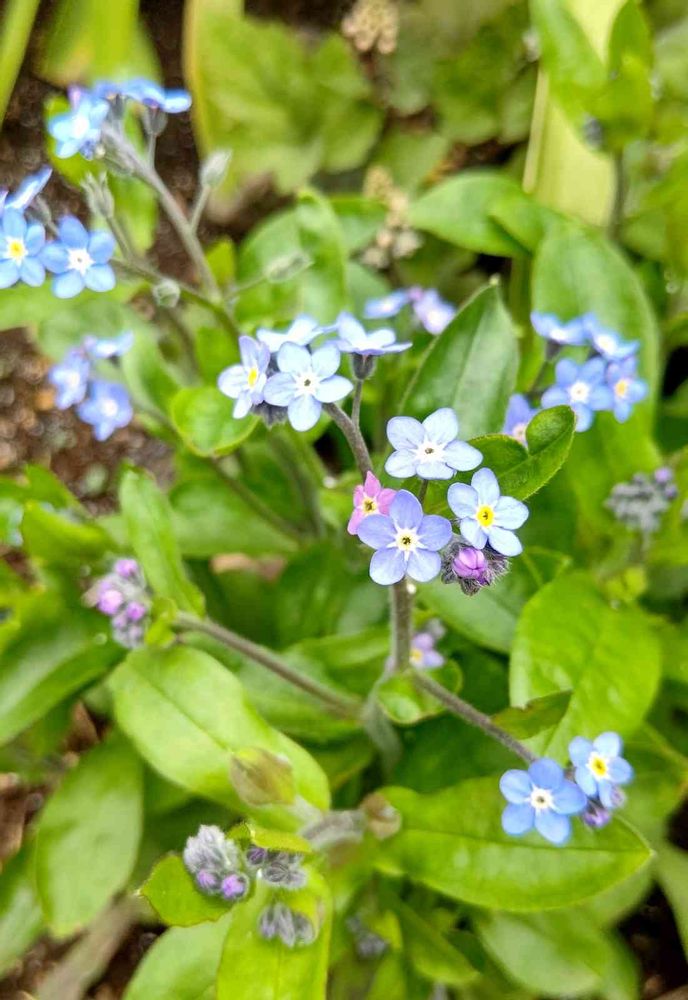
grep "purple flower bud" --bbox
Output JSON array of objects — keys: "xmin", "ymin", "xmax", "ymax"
[
  {"xmin": 221, "ymin": 873, "xmax": 249, "ymax": 901},
  {"xmin": 196, "ymin": 869, "xmax": 221, "ymax": 893},
  {"xmin": 654, "ymin": 466, "xmax": 673, "ymax": 484},
  {"xmin": 245, "ymin": 845, "xmax": 269, "ymax": 867},
  {"xmin": 451, "ymin": 546, "xmax": 488, "ymax": 581},
  {"xmin": 115, "ymin": 558, "xmax": 139, "ymax": 578},
  {"xmin": 126, "ymin": 601, "xmax": 147, "ymax": 622},
  {"xmin": 441, "ymin": 539, "xmax": 509, "ymax": 595},
  {"xmin": 97, "ymin": 588, "xmax": 124, "ymax": 615},
  {"xmin": 581, "ymin": 800, "xmax": 612, "ymax": 829}
]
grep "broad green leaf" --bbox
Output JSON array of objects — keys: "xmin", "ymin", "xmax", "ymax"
[
  {"xmin": 109, "ymin": 645, "xmax": 330, "ymax": 822},
  {"xmin": 35, "ymin": 732, "xmax": 143, "ymax": 937},
  {"xmin": 408, "ymin": 171, "xmax": 524, "ymax": 257},
  {"xmin": 170, "ymin": 387, "xmax": 259, "ymax": 456},
  {"xmin": 216, "ymin": 875, "xmax": 332, "ymax": 1000},
  {"xmin": 0, "ymin": 592, "xmax": 118, "ymax": 745},
  {"xmin": 296, "ymin": 188, "xmax": 349, "ymax": 322},
  {"xmin": 395, "ymin": 898, "xmax": 478, "ymax": 987},
  {"xmin": 140, "ymin": 855, "xmax": 230, "ymax": 927},
  {"xmin": 402, "ymin": 283, "xmax": 518, "ymax": 439},
  {"xmin": 123, "ymin": 914, "xmax": 233, "ymax": 1000},
  {"xmin": 510, "ymin": 571, "xmax": 661, "ymax": 759},
  {"xmin": 488, "ymin": 190, "xmax": 562, "ymax": 253},
  {"xmin": 119, "ymin": 468, "xmax": 204, "ymax": 615},
  {"xmin": 657, "ymin": 843, "xmax": 688, "ymax": 958},
  {"xmin": 377, "ymin": 667, "xmax": 461, "ymax": 726},
  {"xmin": 377, "ymin": 778, "xmax": 651, "ymax": 911},
  {"xmin": 0, "ymin": 845, "xmax": 44, "ymax": 975},
  {"xmin": 330, "ymin": 195, "xmax": 386, "ymax": 253},
  {"xmin": 492, "ymin": 690, "xmax": 572, "ymax": 739},
  {"xmin": 120, "ymin": 328, "xmax": 179, "ymax": 413},
  {"xmin": 621, "ymin": 727, "xmax": 688, "ymax": 846},
  {"xmin": 0, "ymin": 0, "xmax": 39, "ymax": 125},
  {"xmin": 21, "ymin": 502, "xmax": 113, "ymax": 567},
  {"xmin": 531, "ymin": 0, "xmax": 605, "ymax": 124}
]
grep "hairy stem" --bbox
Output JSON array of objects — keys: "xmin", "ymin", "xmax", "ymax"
[
  {"xmin": 390, "ymin": 579, "xmax": 413, "ymax": 672},
  {"xmin": 351, "ymin": 379, "xmax": 364, "ymax": 429},
  {"xmin": 324, "ymin": 403, "xmax": 372, "ymax": 478},
  {"xmin": 412, "ymin": 671, "xmax": 536, "ymax": 763},
  {"xmin": 608, "ymin": 150, "xmax": 626, "ymax": 242},
  {"xmin": 175, "ymin": 613, "xmax": 361, "ymax": 719}
]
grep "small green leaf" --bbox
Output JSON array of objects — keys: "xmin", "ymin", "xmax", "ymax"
[
  {"xmin": 296, "ymin": 188, "xmax": 348, "ymax": 322},
  {"xmin": 377, "ymin": 667, "xmax": 461, "ymax": 726},
  {"xmin": 395, "ymin": 898, "xmax": 478, "ymax": 987},
  {"xmin": 140, "ymin": 855, "xmax": 230, "ymax": 927},
  {"xmin": 171, "ymin": 387, "xmax": 259, "ymax": 456},
  {"xmin": 0, "ymin": 845, "xmax": 44, "ymax": 976},
  {"xmin": 21, "ymin": 502, "xmax": 113, "ymax": 567},
  {"xmin": 492, "ymin": 690, "xmax": 572, "ymax": 739}
]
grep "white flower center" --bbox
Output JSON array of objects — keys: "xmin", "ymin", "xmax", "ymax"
[
  {"xmin": 294, "ymin": 370, "xmax": 321, "ymax": 397},
  {"xmin": 511, "ymin": 421, "xmax": 528, "ymax": 445},
  {"xmin": 529, "ymin": 786, "xmax": 554, "ymax": 812},
  {"xmin": 100, "ymin": 398, "xmax": 119, "ymax": 418},
  {"xmin": 415, "ymin": 438, "xmax": 446, "ymax": 464},
  {"xmin": 4, "ymin": 237, "xmax": 27, "ymax": 263},
  {"xmin": 65, "ymin": 369, "xmax": 82, "ymax": 388},
  {"xmin": 394, "ymin": 526, "xmax": 419, "ymax": 554},
  {"xmin": 596, "ymin": 334, "xmax": 616, "ymax": 354},
  {"xmin": 68, "ymin": 247, "xmax": 94, "ymax": 275},
  {"xmin": 568, "ymin": 380, "xmax": 590, "ymax": 404},
  {"xmin": 587, "ymin": 752, "xmax": 609, "ymax": 779}
]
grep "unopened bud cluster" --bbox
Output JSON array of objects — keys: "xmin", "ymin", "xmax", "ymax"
[
  {"xmin": 342, "ymin": 0, "xmax": 399, "ymax": 55},
  {"xmin": 361, "ymin": 166, "xmax": 422, "ymax": 269},
  {"xmin": 259, "ymin": 902, "xmax": 316, "ymax": 948},
  {"xmin": 346, "ymin": 914, "xmax": 389, "ymax": 959},
  {"xmin": 441, "ymin": 537, "xmax": 509, "ymax": 595},
  {"xmin": 183, "ymin": 825, "xmax": 251, "ymax": 901},
  {"xmin": 605, "ymin": 467, "xmax": 678, "ymax": 534},
  {"xmin": 85, "ymin": 558, "xmax": 150, "ymax": 647}
]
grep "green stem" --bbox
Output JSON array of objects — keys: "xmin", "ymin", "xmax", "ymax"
[
  {"xmin": 412, "ymin": 671, "xmax": 536, "ymax": 763},
  {"xmin": 608, "ymin": 150, "xmax": 626, "ymax": 242},
  {"xmin": 175, "ymin": 613, "xmax": 361, "ymax": 719},
  {"xmin": 352, "ymin": 379, "xmax": 364, "ymax": 429},
  {"xmin": 324, "ymin": 403, "xmax": 372, "ymax": 478},
  {"xmin": 390, "ymin": 579, "xmax": 413, "ymax": 672}
]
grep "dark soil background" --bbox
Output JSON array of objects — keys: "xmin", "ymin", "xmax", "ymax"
[{"xmin": 1, "ymin": 1, "xmax": 687, "ymax": 997}]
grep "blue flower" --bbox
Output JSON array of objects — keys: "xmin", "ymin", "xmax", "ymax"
[
  {"xmin": 502, "ymin": 393, "xmax": 538, "ymax": 445},
  {"xmin": 531, "ymin": 311, "xmax": 588, "ymax": 346},
  {"xmin": 500, "ymin": 758, "xmax": 587, "ymax": 845},
  {"xmin": 0, "ymin": 167, "xmax": 52, "ymax": 215},
  {"xmin": 448, "ymin": 468, "xmax": 529, "ymax": 556},
  {"xmin": 76, "ymin": 380, "xmax": 132, "ymax": 441},
  {"xmin": 409, "ymin": 630, "xmax": 445, "ymax": 669},
  {"xmin": 335, "ymin": 312, "xmax": 411, "ymax": 356},
  {"xmin": 364, "ymin": 290, "xmax": 411, "ymax": 319},
  {"xmin": 120, "ymin": 78, "xmax": 192, "ymax": 114},
  {"xmin": 256, "ymin": 315, "xmax": 322, "ymax": 354},
  {"xmin": 606, "ymin": 357, "xmax": 648, "ymax": 422},
  {"xmin": 410, "ymin": 287, "xmax": 456, "ymax": 334},
  {"xmin": 83, "ymin": 331, "xmax": 134, "ymax": 359},
  {"xmin": 541, "ymin": 358, "xmax": 613, "ymax": 431},
  {"xmin": 48, "ymin": 348, "xmax": 91, "ymax": 409},
  {"xmin": 581, "ymin": 313, "xmax": 639, "ymax": 360},
  {"xmin": 48, "ymin": 89, "xmax": 110, "ymax": 159},
  {"xmin": 568, "ymin": 732, "xmax": 633, "ymax": 809},
  {"xmin": 42, "ymin": 216, "xmax": 115, "ymax": 298},
  {"xmin": 385, "ymin": 409, "xmax": 482, "ymax": 481},
  {"xmin": 218, "ymin": 336, "xmax": 271, "ymax": 418},
  {"xmin": 263, "ymin": 342, "xmax": 352, "ymax": 431},
  {"xmin": 357, "ymin": 489, "xmax": 452, "ymax": 585},
  {"xmin": 0, "ymin": 209, "xmax": 46, "ymax": 288}
]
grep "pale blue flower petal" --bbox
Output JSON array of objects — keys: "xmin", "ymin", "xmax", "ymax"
[
  {"xmin": 502, "ymin": 803, "xmax": 534, "ymax": 835},
  {"xmin": 407, "ymin": 548, "xmax": 442, "ymax": 582},
  {"xmin": 535, "ymin": 810, "xmax": 571, "ymax": 845},
  {"xmin": 288, "ymin": 394, "xmax": 321, "ymax": 431},
  {"xmin": 500, "ymin": 769, "xmax": 532, "ymax": 804},
  {"xmin": 370, "ymin": 547, "xmax": 406, "ymax": 585}
]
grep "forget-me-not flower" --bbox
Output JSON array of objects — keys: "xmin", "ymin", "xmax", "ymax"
[
  {"xmin": 568, "ymin": 732, "xmax": 633, "ymax": 809},
  {"xmin": 500, "ymin": 758, "xmax": 587, "ymax": 845},
  {"xmin": 48, "ymin": 89, "xmax": 110, "ymax": 159},
  {"xmin": 448, "ymin": 468, "xmax": 529, "ymax": 556},
  {"xmin": 502, "ymin": 394, "xmax": 538, "ymax": 445},
  {"xmin": 48, "ymin": 348, "xmax": 91, "ymax": 409},
  {"xmin": 120, "ymin": 78, "xmax": 192, "ymax": 114},
  {"xmin": 218, "ymin": 336, "xmax": 271, "ymax": 419},
  {"xmin": 409, "ymin": 630, "xmax": 445, "ymax": 669},
  {"xmin": 531, "ymin": 311, "xmax": 588, "ymax": 346},
  {"xmin": 364, "ymin": 290, "xmax": 411, "ymax": 320},
  {"xmin": 541, "ymin": 358, "xmax": 614, "ymax": 431},
  {"xmin": 357, "ymin": 489, "xmax": 452, "ymax": 585},
  {"xmin": 83, "ymin": 331, "xmax": 134, "ymax": 359},
  {"xmin": 256, "ymin": 315, "xmax": 322, "ymax": 354},
  {"xmin": 0, "ymin": 209, "xmax": 46, "ymax": 288},
  {"xmin": 0, "ymin": 167, "xmax": 51, "ymax": 215},
  {"xmin": 385, "ymin": 408, "xmax": 482, "ymax": 481},
  {"xmin": 335, "ymin": 312, "xmax": 410, "ymax": 356},
  {"xmin": 606, "ymin": 357, "xmax": 648, "ymax": 422},
  {"xmin": 410, "ymin": 288, "xmax": 456, "ymax": 334},
  {"xmin": 77, "ymin": 380, "xmax": 133, "ymax": 440},
  {"xmin": 42, "ymin": 216, "xmax": 115, "ymax": 298},
  {"xmin": 348, "ymin": 471, "xmax": 397, "ymax": 535},
  {"xmin": 263, "ymin": 342, "xmax": 352, "ymax": 431},
  {"xmin": 581, "ymin": 313, "xmax": 639, "ymax": 360}
]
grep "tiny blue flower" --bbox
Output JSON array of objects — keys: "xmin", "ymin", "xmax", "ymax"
[
  {"xmin": 48, "ymin": 348, "xmax": 91, "ymax": 409},
  {"xmin": 0, "ymin": 167, "xmax": 52, "ymax": 215},
  {"xmin": 500, "ymin": 758, "xmax": 587, "ymax": 845},
  {"xmin": 48, "ymin": 89, "xmax": 110, "ymax": 159},
  {"xmin": 263, "ymin": 342, "xmax": 353, "ymax": 431},
  {"xmin": 0, "ymin": 209, "xmax": 46, "ymax": 288},
  {"xmin": 541, "ymin": 357, "xmax": 614, "ymax": 431},
  {"xmin": 120, "ymin": 78, "xmax": 192, "ymax": 114},
  {"xmin": 256, "ymin": 314, "xmax": 322, "ymax": 354},
  {"xmin": 385, "ymin": 409, "xmax": 482, "ymax": 481},
  {"xmin": 76, "ymin": 380, "xmax": 132, "ymax": 440},
  {"xmin": 409, "ymin": 287, "xmax": 456, "ymax": 334},
  {"xmin": 531, "ymin": 311, "xmax": 588, "ymax": 346},
  {"xmin": 42, "ymin": 216, "xmax": 115, "ymax": 298},
  {"xmin": 218, "ymin": 336, "xmax": 271, "ymax": 418},
  {"xmin": 364, "ymin": 289, "xmax": 411, "ymax": 319},
  {"xmin": 409, "ymin": 631, "xmax": 445, "ymax": 669},
  {"xmin": 568, "ymin": 732, "xmax": 633, "ymax": 809},
  {"xmin": 335, "ymin": 312, "xmax": 411, "ymax": 356},
  {"xmin": 581, "ymin": 313, "xmax": 639, "ymax": 360},
  {"xmin": 357, "ymin": 489, "xmax": 452, "ymax": 586},
  {"xmin": 502, "ymin": 393, "xmax": 538, "ymax": 445},
  {"xmin": 448, "ymin": 468, "xmax": 529, "ymax": 556},
  {"xmin": 83, "ymin": 331, "xmax": 134, "ymax": 359},
  {"xmin": 606, "ymin": 357, "xmax": 648, "ymax": 422}
]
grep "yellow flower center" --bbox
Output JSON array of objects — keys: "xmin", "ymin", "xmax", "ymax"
[
  {"xmin": 588, "ymin": 753, "xmax": 608, "ymax": 779},
  {"xmin": 614, "ymin": 378, "xmax": 629, "ymax": 399},
  {"xmin": 247, "ymin": 366, "xmax": 259, "ymax": 387},
  {"xmin": 410, "ymin": 647, "xmax": 424, "ymax": 665},
  {"xmin": 5, "ymin": 238, "xmax": 26, "ymax": 263},
  {"xmin": 476, "ymin": 505, "xmax": 494, "ymax": 527},
  {"xmin": 395, "ymin": 527, "xmax": 419, "ymax": 552},
  {"xmin": 362, "ymin": 497, "xmax": 377, "ymax": 514}
]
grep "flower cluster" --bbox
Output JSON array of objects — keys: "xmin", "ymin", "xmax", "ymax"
[
  {"xmin": 500, "ymin": 732, "xmax": 634, "ymax": 845},
  {"xmin": 365, "ymin": 286, "xmax": 456, "ymax": 335},
  {"xmin": 341, "ymin": 0, "xmax": 399, "ymax": 55},
  {"xmin": 504, "ymin": 311, "xmax": 648, "ymax": 436},
  {"xmin": 48, "ymin": 332, "xmax": 133, "ymax": 440},
  {"xmin": 182, "ymin": 825, "xmax": 251, "ymax": 902},
  {"xmin": 605, "ymin": 467, "xmax": 678, "ymax": 535},
  {"xmin": 259, "ymin": 902, "xmax": 316, "ymax": 948},
  {"xmin": 85, "ymin": 558, "xmax": 150, "ymax": 648}
]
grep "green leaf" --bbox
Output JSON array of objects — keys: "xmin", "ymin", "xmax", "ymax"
[
  {"xmin": 21, "ymin": 502, "xmax": 113, "ymax": 567},
  {"xmin": 408, "ymin": 171, "xmax": 525, "ymax": 256},
  {"xmin": 510, "ymin": 571, "xmax": 661, "ymax": 759},
  {"xmin": 0, "ymin": 0, "xmax": 40, "ymax": 126},
  {"xmin": 140, "ymin": 855, "xmax": 230, "ymax": 927},
  {"xmin": 123, "ymin": 914, "xmax": 233, "ymax": 1000},
  {"xmin": 492, "ymin": 690, "xmax": 572, "ymax": 739},
  {"xmin": 402, "ymin": 283, "xmax": 518, "ymax": 439},
  {"xmin": 35, "ymin": 732, "xmax": 143, "ymax": 937},
  {"xmin": 377, "ymin": 778, "xmax": 651, "ymax": 911},
  {"xmin": 330, "ymin": 195, "xmax": 387, "ymax": 253},
  {"xmin": 395, "ymin": 898, "xmax": 478, "ymax": 987},
  {"xmin": 295, "ymin": 188, "xmax": 349, "ymax": 322},
  {"xmin": 0, "ymin": 845, "xmax": 44, "ymax": 976},
  {"xmin": 377, "ymin": 667, "xmax": 461, "ymax": 726},
  {"xmin": 120, "ymin": 328, "xmax": 179, "ymax": 413},
  {"xmin": 170, "ymin": 387, "xmax": 259, "ymax": 456},
  {"xmin": 119, "ymin": 468, "xmax": 204, "ymax": 615},
  {"xmin": 109, "ymin": 645, "xmax": 330, "ymax": 822},
  {"xmin": 657, "ymin": 843, "xmax": 688, "ymax": 959},
  {"xmin": 216, "ymin": 875, "xmax": 332, "ymax": 1000}
]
